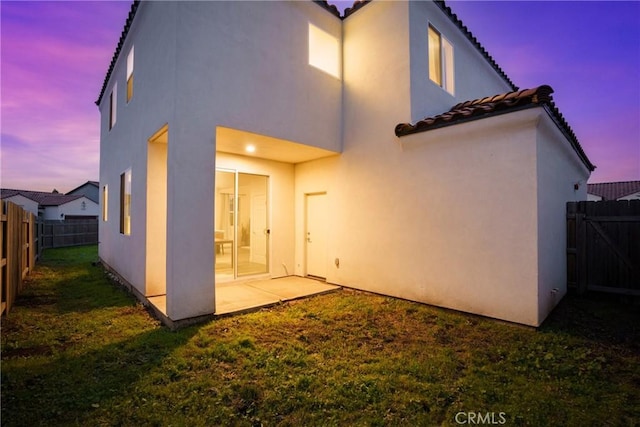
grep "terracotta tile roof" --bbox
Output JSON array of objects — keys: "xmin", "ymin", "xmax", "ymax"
[
  {"xmin": 395, "ymin": 85, "xmax": 596, "ymax": 172},
  {"xmin": 587, "ymin": 181, "xmax": 640, "ymax": 200},
  {"xmin": 314, "ymin": 0, "xmax": 341, "ymax": 18},
  {"xmin": 344, "ymin": 0, "xmax": 370, "ymax": 18},
  {"xmin": 95, "ymin": 0, "xmax": 140, "ymax": 106},
  {"xmin": 0, "ymin": 189, "xmax": 84, "ymax": 206}
]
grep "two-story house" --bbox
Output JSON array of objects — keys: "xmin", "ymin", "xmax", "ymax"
[{"xmin": 96, "ymin": 0, "xmax": 594, "ymax": 327}]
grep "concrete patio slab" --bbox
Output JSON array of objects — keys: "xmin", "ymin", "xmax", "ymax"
[
  {"xmin": 215, "ymin": 276, "xmax": 340, "ymax": 315},
  {"xmin": 245, "ymin": 276, "xmax": 339, "ymax": 300},
  {"xmin": 146, "ymin": 276, "xmax": 340, "ymax": 326}
]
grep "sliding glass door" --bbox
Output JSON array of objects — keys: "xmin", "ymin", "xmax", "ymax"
[{"xmin": 215, "ymin": 170, "xmax": 269, "ymax": 281}]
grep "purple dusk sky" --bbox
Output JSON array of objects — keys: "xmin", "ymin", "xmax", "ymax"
[{"xmin": 1, "ymin": 1, "xmax": 638, "ymax": 193}]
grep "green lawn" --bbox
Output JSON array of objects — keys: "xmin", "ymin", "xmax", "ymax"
[{"xmin": 2, "ymin": 245, "xmax": 639, "ymax": 426}]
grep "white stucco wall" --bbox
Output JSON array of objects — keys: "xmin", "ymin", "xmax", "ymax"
[
  {"xmin": 98, "ymin": 0, "xmax": 592, "ymax": 326},
  {"xmin": 99, "ymin": 1, "xmax": 178, "ymax": 297},
  {"xmin": 300, "ymin": 0, "xmax": 542, "ymax": 325},
  {"xmin": 43, "ymin": 197, "xmax": 99, "ymax": 220},
  {"xmin": 99, "ymin": 1, "xmax": 342, "ymax": 320},
  {"xmin": 407, "ymin": 1, "xmax": 513, "ymax": 122},
  {"xmin": 3, "ymin": 195, "xmax": 39, "ymax": 216},
  {"xmin": 165, "ymin": 1, "xmax": 341, "ymax": 320},
  {"xmin": 535, "ymin": 110, "xmax": 591, "ymax": 325},
  {"xmin": 296, "ymin": 110, "xmax": 543, "ymax": 326}
]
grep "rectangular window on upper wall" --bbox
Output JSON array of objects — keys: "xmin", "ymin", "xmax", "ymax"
[
  {"xmin": 102, "ymin": 185, "xmax": 108, "ymax": 221},
  {"xmin": 109, "ymin": 82, "xmax": 117, "ymax": 129},
  {"xmin": 308, "ymin": 23, "xmax": 340, "ymax": 79},
  {"xmin": 120, "ymin": 169, "xmax": 131, "ymax": 235},
  {"xmin": 126, "ymin": 46, "xmax": 134, "ymax": 102},
  {"xmin": 428, "ymin": 25, "xmax": 454, "ymax": 95}
]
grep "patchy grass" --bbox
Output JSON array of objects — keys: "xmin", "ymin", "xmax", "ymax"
[{"xmin": 2, "ymin": 245, "xmax": 639, "ymax": 426}]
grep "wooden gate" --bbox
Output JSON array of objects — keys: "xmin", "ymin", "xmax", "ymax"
[
  {"xmin": 567, "ymin": 200, "xmax": 640, "ymax": 296},
  {"xmin": 1, "ymin": 200, "xmax": 37, "ymax": 315}
]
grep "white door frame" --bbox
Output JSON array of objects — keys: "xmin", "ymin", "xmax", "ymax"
[{"xmin": 305, "ymin": 192, "xmax": 328, "ymax": 279}]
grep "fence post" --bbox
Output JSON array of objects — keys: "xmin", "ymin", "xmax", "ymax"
[
  {"xmin": 5, "ymin": 203, "xmax": 17, "ymax": 314},
  {"xmin": 575, "ymin": 202, "xmax": 588, "ymax": 295},
  {"xmin": 28, "ymin": 213, "xmax": 35, "ymax": 274},
  {"xmin": 1, "ymin": 201, "xmax": 5, "ymax": 315}
]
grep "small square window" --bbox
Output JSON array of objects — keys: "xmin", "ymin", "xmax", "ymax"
[
  {"xmin": 428, "ymin": 25, "xmax": 454, "ymax": 95},
  {"xmin": 308, "ymin": 23, "xmax": 340, "ymax": 79}
]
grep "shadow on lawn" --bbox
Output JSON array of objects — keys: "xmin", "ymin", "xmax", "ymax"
[
  {"xmin": 541, "ymin": 292, "xmax": 640, "ymax": 352},
  {"xmin": 1, "ymin": 326, "xmax": 199, "ymax": 426},
  {"xmin": 15, "ymin": 270, "xmax": 135, "ymax": 315}
]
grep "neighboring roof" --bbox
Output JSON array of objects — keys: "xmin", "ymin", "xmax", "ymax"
[
  {"xmin": 395, "ymin": 85, "xmax": 596, "ymax": 172},
  {"xmin": 66, "ymin": 181, "xmax": 99, "ymax": 195},
  {"xmin": 587, "ymin": 181, "xmax": 640, "ymax": 200},
  {"xmin": 95, "ymin": 0, "xmax": 140, "ymax": 106},
  {"xmin": 0, "ymin": 189, "xmax": 85, "ymax": 207}
]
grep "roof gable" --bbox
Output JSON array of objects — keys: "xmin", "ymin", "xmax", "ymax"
[
  {"xmin": 67, "ymin": 181, "xmax": 100, "ymax": 195},
  {"xmin": 96, "ymin": 1, "xmax": 517, "ymax": 104},
  {"xmin": 95, "ymin": 0, "xmax": 140, "ymax": 106}
]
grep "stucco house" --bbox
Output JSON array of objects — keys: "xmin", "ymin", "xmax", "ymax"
[
  {"xmin": 67, "ymin": 181, "xmax": 100, "ymax": 204},
  {"xmin": 587, "ymin": 181, "xmax": 640, "ymax": 201},
  {"xmin": 0, "ymin": 189, "xmax": 99, "ymax": 220},
  {"xmin": 96, "ymin": 0, "xmax": 594, "ymax": 327}
]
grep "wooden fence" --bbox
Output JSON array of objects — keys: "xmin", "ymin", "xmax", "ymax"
[
  {"xmin": 40, "ymin": 219, "xmax": 98, "ymax": 249},
  {"xmin": 567, "ymin": 200, "xmax": 640, "ymax": 296},
  {"xmin": 1, "ymin": 200, "xmax": 39, "ymax": 315}
]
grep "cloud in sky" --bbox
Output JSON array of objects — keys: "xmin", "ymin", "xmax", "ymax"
[
  {"xmin": 1, "ymin": 0, "xmax": 638, "ymax": 193},
  {"xmin": 1, "ymin": 1, "xmax": 131, "ymax": 192}
]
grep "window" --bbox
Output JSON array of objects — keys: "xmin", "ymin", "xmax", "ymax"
[
  {"xmin": 428, "ymin": 25, "xmax": 454, "ymax": 95},
  {"xmin": 120, "ymin": 169, "xmax": 131, "ymax": 235},
  {"xmin": 308, "ymin": 23, "xmax": 340, "ymax": 79},
  {"xmin": 126, "ymin": 46, "xmax": 134, "ymax": 102},
  {"xmin": 102, "ymin": 185, "xmax": 108, "ymax": 221},
  {"xmin": 109, "ymin": 82, "xmax": 117, "ymax": 129}
]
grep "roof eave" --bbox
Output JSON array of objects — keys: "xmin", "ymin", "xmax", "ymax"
[
  {"xmin": 95, "ymin": 0, "xmax": 141, "ymax": 106},
  {"xmin": 434, "ymin": 0, "xmax": 517, "ymax": 91},
  {"xmin": 395, "ymin": 103, "xmax": 539, "ymax": 137},
  {"xmin": 541, "ymin": 104, "xmax": 596, "ymax": 172}
]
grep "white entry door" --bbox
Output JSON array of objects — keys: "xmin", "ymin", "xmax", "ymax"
[{"xmin": 305, "ymin": 193, "xmax": 328, "ymax": 279}]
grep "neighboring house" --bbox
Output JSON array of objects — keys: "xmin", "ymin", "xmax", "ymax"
[
  {"xmin": 67, "ymin": 181, "xmax": 100, "ymax": 203},
  {"xmin": 0, "ymin": 189, "xmax": 99, "ymax": 220},
  {"xmin": 587, "ymin": 181, "xmax": 640, "ymax": 201},
  {"xmin": 96, "ymin": 0, "xmax": 594, "ymax": 327}
]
